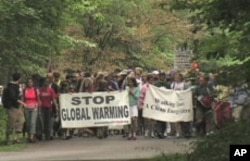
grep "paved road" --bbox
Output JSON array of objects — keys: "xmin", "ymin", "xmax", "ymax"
[{"xmin": 0, "ymin": 135, "xmax": 193, "ymax": 161}]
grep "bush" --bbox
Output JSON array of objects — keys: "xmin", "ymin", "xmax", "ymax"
[
  {"xmin": 151, "ymin": 120, "xmax": 250, "ymax": 161},
  {"xmin": 0, "ymin": 106, "xmax": 7, "ymax": 143},
  {"xmin": 188, "ymin": 120, "xmax": 250, "ymax": 161},
  {"xmin": 0, "ymin": 106, "xmax": 25, "ymax": 150}
]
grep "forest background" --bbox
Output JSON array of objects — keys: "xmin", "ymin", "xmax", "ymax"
[{"xmin": 1, "ymin": 0, "xmax": 250, "ymax": 84}]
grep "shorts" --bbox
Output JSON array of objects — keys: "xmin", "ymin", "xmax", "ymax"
[
  {"xmin": 196, "ymin": 106, "xmax": 212, "ymax": 122},
  {"xmin": 130, "ymin": 105, "xmax": 138, "ymax": 117},
  {"xmin": 6, "ymin": 107, "xmax": 24, "ymax": 134}
]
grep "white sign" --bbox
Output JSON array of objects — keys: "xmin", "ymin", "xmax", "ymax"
[
  {"xmin": 59, "ymin": 91, "xmax": 131, "ymax": 128},
  {"xmin": 174, "ymin": 49, "xmax": 192, "ymax": 70},
  {"xmin": 143, "ymin": 85, "xmax": 193, "ymax": 122}
]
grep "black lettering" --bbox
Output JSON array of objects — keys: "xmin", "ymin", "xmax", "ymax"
[
  {"xmin": 81, "ymin": 108, "xmax": 91, "ymax": 120},
  {"xmin": 81, "ymin": 108, "xmax": 86, "ymax": 120},
  {"xmin": 92, "ymin": 107, "xmax": 99, "ymax": 119},
  {"xmin": 99, "ymin": 108, "xmax": 104, "ymax": 119},
  {"xmin": 72, "ymin": 97, "xmax": 81, "ymax": 105},
  {"xmin": 70, "ymin": 109, "xmax": 75, "ymax": 120},
  {"xmin": 124, "ymin": 105, "xmax": 129, "ymax": 117},
  {"xmin": 155, "ymin": 105, "xmax": 166, "ymax": 112},
  {"xmin": 86, "ymin": 108, "xmax": 91, "ymax": 120},
  {"xmin": 93, "ymin": 96, "xmax": 104, "ymax": 104},
  {"xmin": 109, "ymin": 106, "xmax": 115, "ymax": 118},
  {"xmin": 62, "ymin": 109, "xmax": 66, "ymax": 121},
  {"xmin": 66, "ymin": 109, "xmax": 71, "ymax": 121},
  {"xmin": 118, "ymin": 106, "xmax": 124, "ymax": 118},
  {"xmin": 155, "ymin": 98, "xmax": 160, "ymax": 103},
  {"xmin": 76, "ymin": 108, "xmax": 80, "ymax": 120},
  {"xmin": 82, "ymin": 96, "xmax": 92, "ymax": 105},
  {"xmin": 106, "ymin": 95, "xmax": 115, "ymax": 104},
  {"xmin": 116, "ymin": 106, "xmax": 119, "ymax": 118},
  {"xmin": 104, "ymin": 107, "xmax": 109, "ymax": 119}
]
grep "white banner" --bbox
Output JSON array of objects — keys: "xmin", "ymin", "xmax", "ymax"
[
  {"xmin": 59, "ymin": 91, "xmax": 131, "ymax": 128},
  {"xmin": 143, "ymin": 85, "xmax": 193, "ymax": 122}
]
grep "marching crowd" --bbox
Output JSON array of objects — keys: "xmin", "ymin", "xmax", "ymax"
[{"xmin": 1, "ymin": 67, "xmax": 249, "ymax": 145}]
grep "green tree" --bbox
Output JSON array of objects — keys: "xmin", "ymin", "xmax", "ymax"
[
  {"xmin": 57, "ymin": 0, "xmax": 195, "ymax": 72},
  {"xmin": 172, "ymin": 0, "xmax": 250, "ymax": 82},
  {"xmin": 0, "ymin": 0, "xmax": 73, "ymax": 83}
]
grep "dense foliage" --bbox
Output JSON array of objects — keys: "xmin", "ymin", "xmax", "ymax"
[
  {"xmin": 0, "ymin": 0, "xmax": 71, "ymax": 83},
  {"xmin": 1, "ymin": 0, "xmax": 250, "ymax": 83},
  {"xmin": 172, "ymin": 0, "xmax": 250, "ymax": 82},
  {"xmin": 0, "ymin": 106, "xmax": 7, "ymax": 142},
  {"xmin": 0, "ymin": 0, "xmax": 195, "ymax": 84},
  {"xmin": 188, "ymin": 120, "xmax": 250, "ymax": 161}
]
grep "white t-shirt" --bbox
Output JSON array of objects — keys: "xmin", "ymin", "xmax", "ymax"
[
  {"xmin": 171, "ymin": 81, "xmax": 185, "ymax": 90},
  {"xmin": 136, "ymin": 77, "xmax": 143, "ymax": 90}
]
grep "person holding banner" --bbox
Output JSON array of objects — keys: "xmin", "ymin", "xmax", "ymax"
[
  {"xmin": 155, "ymin": 72, "xmax": 170, "ymax": 138},
  {"xmin": 139, "ymin": 74, "xmax": 156, "ymax": 138},
  {"xmin": 194, "ymin": 74, "xmax": 215, "ymax": 136},
  {"xmin": 170, "ymin": 73, "xmax": 190, "ymax": 138},
  {"xmin": 94, "ymin": 72, "xmax": 109, "ymax": 139},
  {"xmin": 126, "ymin": 77, "xmax": 140, "ymax": 140}
]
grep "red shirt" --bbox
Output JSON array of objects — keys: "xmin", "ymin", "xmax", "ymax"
[
  {"xmin": 23, "ymin": 87, "xmax": 39, "ymax": 109},
  {"xmin": 39, "ymin": 87, "xmax": 56, "ymax": 108}
]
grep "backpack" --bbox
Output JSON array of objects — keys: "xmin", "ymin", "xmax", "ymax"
[
  {"xmin": 197, "ymin": 87, "xmax": 215, "ymax": 109},
  {"xmin": 197, "ymin": 95, "xmax": 215, "ymax": 108},
  {"xmin": 234, "ymin": 86, "xmax": 249, "ymax": 105},
  {"xmin": 2, "ymin": 86, "xmax": 10, "ymax": 108}
]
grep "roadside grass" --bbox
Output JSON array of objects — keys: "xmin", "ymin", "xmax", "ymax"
[
  {"xmin": 150, "ymin": 153, "xmax": 187, "ymax": 161},
  {"xmin": 0, "ymin": 142, "xmax": 26, "ymax": 151}
]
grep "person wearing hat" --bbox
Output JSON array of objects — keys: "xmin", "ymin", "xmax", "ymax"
[
  {"xmin": 151, "ymin": 70, "xmax": 159, "ymax": 85},
  {"xmin": 117, "ymin": 70, "xmax": 128, "ymax": 90}
]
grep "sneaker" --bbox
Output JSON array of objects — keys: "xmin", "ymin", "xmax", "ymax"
[
  {"xmin": 206, "ymin": 131, "xmax": 214, "ymax": 136},
  {"xmin": 157, "ymin": 133, "xmax": 165, "ymax": 139},
  {"xmin": 163, "ymin": 131, "xmax": 167, "ymax": 137},
  {"xmin": 151, "ymin": 131, "xmax": 155, "ymax": 138},
  {"xmin": 127, "ymin": 136, "xmax": 132, "ymax": 140},
  {"xmin": 176, "ymin": 133, "xmax": 180, "ymax": 138},
  {"xmin": 5, "ymin": 141, "xmax": 13, "ymax": 146},
  {"xmin": 132, "ymin": 133, "xmax": 137, "ymax": 140},
  {"xmin": 29, "ymin": 138, "xmax": 36, "ymax": 143},
  {"xmin": 65, "ymin": 135, "xmax": 72, "ymax": 140},
  {"xmin": 168, "ymin": 131, "xmax": 176, "ymax": 136},
  {"xmin": 13, "ymin": 139, "xmax": 22, "ymax": 144},
  {"xmin": 144, "ymin": 130, "xmax": 149, "ymax": 137}
]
